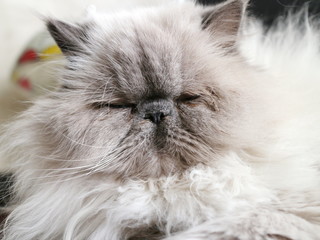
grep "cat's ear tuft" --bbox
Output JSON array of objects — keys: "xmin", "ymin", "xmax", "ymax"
[
  {"xmin": 201, "ymin": 0, "xmax": 248, "ymax": 48},
  {"xmin": 46, "ymin": 19, "xmax": 90, "ymax": 56}
]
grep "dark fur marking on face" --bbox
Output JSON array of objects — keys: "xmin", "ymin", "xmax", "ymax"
[
  {"xmin": 134, "ymin": 28, "xmax": 167, "ymax": 99},
  {"xmin": 47, "ymin": 20, "xmax": 92, "ymax": 55},
  {"xmin": 204, "ymin": 87, "xmax": 222, "ymax": 111},
  {"xmin": 90, "ymin": 101, "xmax": 135, "ymax": 110}
]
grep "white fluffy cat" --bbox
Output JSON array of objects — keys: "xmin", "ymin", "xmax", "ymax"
[{"xmin": 1, "ymin": 0, "xmax": 320, "ymax": 239}]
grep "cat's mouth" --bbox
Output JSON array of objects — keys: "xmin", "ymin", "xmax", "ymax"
[
  {"xmin": 152, "ymin": 127, "xmax": 211, "ymax": 169},
  {"xmin": 152, "ymin": 123, "xmax": 170, "ymax": 149},
  {"xmin": 99, "ymin": 116, "xmax": 214, "ymax": 179}
]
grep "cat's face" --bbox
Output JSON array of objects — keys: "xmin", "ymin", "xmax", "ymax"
[{"xmin": 37, "ymin": 0, "xmax": 254, "ymax": 179}]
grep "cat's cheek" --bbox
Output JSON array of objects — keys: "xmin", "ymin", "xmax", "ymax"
[{"xmin": 177, "ymin": 104, "xmax": 214, "ymax": 124}]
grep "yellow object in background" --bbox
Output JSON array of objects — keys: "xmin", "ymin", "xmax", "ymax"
[
  {"xmin": 11, "ymin": 30, "xmax": 62, "ymax": 96},
  {"xmin": 40, "ymin": 45, "xmax": 62, "ymax": 60}
]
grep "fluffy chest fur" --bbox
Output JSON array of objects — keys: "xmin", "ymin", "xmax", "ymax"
[{"xmin": 18, "ymin": 159, "xmax": 272, "ymax": 240}]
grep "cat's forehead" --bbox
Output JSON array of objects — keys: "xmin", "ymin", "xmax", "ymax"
[
  {"xmin": 50, "ymin": 1, "xmax": 246, "ymax": 100},
  {"xmin": 88, "ymin": 5, "xmax": 208, "ymax": 98}
]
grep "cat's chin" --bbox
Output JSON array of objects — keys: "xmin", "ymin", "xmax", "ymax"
[{"xmin": 108, "ymin": 154, "xmax": 194, "ymax": 180}]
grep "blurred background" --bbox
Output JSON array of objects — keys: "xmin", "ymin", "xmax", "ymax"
[{"xmin": 201, "ymin": 0, "xmax": 320, "ymax": 25}]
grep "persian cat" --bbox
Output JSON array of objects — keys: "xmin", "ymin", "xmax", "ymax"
[{"xmin": 1, "ymin": 0, "xmax": 320, "ymax": 239}]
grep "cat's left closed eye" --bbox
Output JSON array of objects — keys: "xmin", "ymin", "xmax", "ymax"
[
  {"xmin": 109, "ymin": 103, "xmax": 135, "ymax": 109},
  {"xmin": 91, "ymin": 102, "xmax": 135, "ymax": 109},
  {"xmin": 177, "ymin": 93, "xmax": 201, "ymax": 102}
]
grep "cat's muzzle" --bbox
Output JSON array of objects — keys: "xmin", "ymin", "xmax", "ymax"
[{"xmin": 138, "ymin": 99, "xmax": 173, "ymax": 124}]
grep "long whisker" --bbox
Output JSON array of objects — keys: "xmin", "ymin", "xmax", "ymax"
[{"xmin": 91, "ymin": 136, "xmax": 147, "ymax": 173}]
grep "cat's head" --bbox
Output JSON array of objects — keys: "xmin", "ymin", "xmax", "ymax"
[{"xmin": 22, "ymin": 0, "xmax": 261, "ymax": 179}]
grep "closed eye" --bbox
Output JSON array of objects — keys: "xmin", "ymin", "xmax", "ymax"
[
  {"xmin": 91, "ymin": 102, "xmax": 135, "ymax": 109},
  {"xmin": 177, "ymin": 93, "xmax": 201, "ymax": 102},
  {"xmin": 109, "ymin": 103, "xmax": 135, "ymax": 109}
]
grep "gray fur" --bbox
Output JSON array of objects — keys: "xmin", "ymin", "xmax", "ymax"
[{"xmin": 1, "ymin": 0, "xmax": 320, "ymax": 239}]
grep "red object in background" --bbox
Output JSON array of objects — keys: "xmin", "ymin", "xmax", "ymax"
[
  {"xmin": 19, "ymin": 49, "xmax": 38, "ymax": 63},
  {"xmin": 18, "ymin": 77, "xmax": 32, "ymax": 90}
]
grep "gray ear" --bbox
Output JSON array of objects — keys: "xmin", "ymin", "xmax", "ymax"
[
  {"xmin": 46, "ymin": 19, "xmax": 90, "ymax": 56},
  {"xmin": 201, "ymin": 0, "xmax": 248, "ymax": 48}
]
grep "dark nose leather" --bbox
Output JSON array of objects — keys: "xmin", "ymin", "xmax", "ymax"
[
  {"xmin": 144, "ymin": 111, "xmax": 166, "ymax": 124},
  {"xmin": 139, "ymin": 99, "xmax": 173, "ymax": 124}
]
